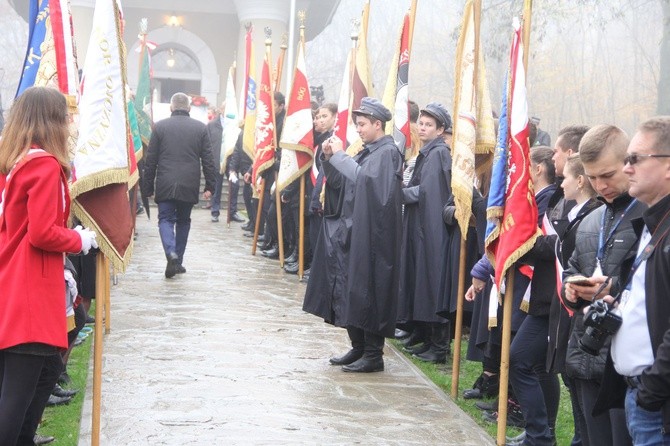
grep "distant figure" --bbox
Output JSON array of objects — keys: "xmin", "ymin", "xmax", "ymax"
[
  {"xmin": 143, "ymin": 92, "xmax": 217, "ymax": 278},
  {"xmin": 531, "ymin": 116, "xmax": 551, "ymax": 146}
]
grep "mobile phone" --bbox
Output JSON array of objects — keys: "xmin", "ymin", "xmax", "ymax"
[{"xmin": 565, "ymin": 275, "xmax": 592, "ymax": 286}]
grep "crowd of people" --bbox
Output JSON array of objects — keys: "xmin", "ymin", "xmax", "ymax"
[{"xmin": 3, "ymin": 84, "xmax": 670, "ymax": 446}]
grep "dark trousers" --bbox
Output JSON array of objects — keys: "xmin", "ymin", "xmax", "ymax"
[
  {"xmin": 510, "ymin": 315, "xmax": 560, "ymax": 446},
  {"xmin": 18, "ymin": 354, "xmax": 63, "ymax": 446},
  {"xmin": 573, "ymin": 378, "xmax": 632, "ymax": 446},
  {"xmin": 346, "ymin": 327, "xmax": 384, "ymax": 360},
  {"xmin": 227, "ymin": 179, "xmax": 240, "ymax": 218},
  {"xmin": 157, "ymin": 200, "xmax": 193, "ymax": 264},
  {"xmin": 210, "ymin": 172, "xmax": 224, "ymax": 217},
  {"xmin": 243, "ymin": 183, "xmax": 255, "ymax": 225},
  {"xmin": 562, "ymin": 374, "xmax": 585, "ymax": 446},
  {"xmin": 0, "ymin": 351, "xmax": 46, "ymax": 446}
]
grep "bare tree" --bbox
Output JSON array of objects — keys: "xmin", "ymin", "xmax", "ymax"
[{"xmin": 659, "ymin": 0, "xmax": 670, "ymax": 114}]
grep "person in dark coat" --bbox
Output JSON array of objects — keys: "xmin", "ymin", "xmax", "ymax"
[
  {"xmin": 230, "ymin": 128, "xmax": 255, "ymax": 231},
  {"xmin": 397, "ymin": 103, "xmax": 453, "ymax": 364},
  {"xmin": 303, "ymin": 97, "xmax": 403, "ymax": 373},
  {"xmin": 143, "ymin": 92, "xmax": 217, "ymax": 278},
  {"xmin": 206, "ymin": 105, "xmax": 224, "ymax": 222}
]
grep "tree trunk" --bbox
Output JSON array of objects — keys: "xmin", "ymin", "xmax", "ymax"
[{"xmin": 659, "ymin": 0, "xmax": 670, "ymax": 115}]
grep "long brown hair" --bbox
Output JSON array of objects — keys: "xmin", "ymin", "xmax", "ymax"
[{"xmin": 0, "ymin": 87, "xmax": 70, "ymax": 176}]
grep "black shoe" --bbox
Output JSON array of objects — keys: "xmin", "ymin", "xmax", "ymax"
[
  {"xmin": 211, "ymin": 215, "xmax": 219, "ymax": 222},
  {"xmin": 241, "ymin": 222, "xmax": 253, "ymax": 231},
  {"xmin": 165, "ymin": 253, "xmax": 180, "ymax": 278},
  {"xmin": 284, "ymin": 262, "xmax": 299, "ymax": 274},
  {"xmin": 342, "ymin": 357, "xmax": 384, "ymax": 373},
  {"xmin": 464, "ymin": 373, "xmax": 487, "ymax": 399},
  {"xmin": 256, "ymin": 234, "xmax": 266, "ymax": 243},
  {"xmin": 52, "ymin": 383, "xmax": 77, "ymax": 398},
  {"xmin": 261, "ymin": 247, "xmax": 279, "ymax": 259},
  {"xmin": 34, "ymin": 434, "xmax": 55, "ymax": 445},
  {"xmin": 243, "ymin": 232, "xmax": 255, "ymax": 238},
  {"xmin": 413, "ymin": 349, "xmax": 447, "ymax": 364},
  {"xmin": 405, "ymin": 343, "xmax": 430, "ymax": 355},
  {"xmin": 476, "ymin": 399, "xmax": 498, "ymax": 411},
  {"xmin": 299, "ymin": 268, "xmax": 310, "ymax": 283},
  {"xmin": 230, "ymin": 213, "xmax": 245, "ymax": 223},
  {"xmin": 395, "ymin": 329, "xmax": 410, "ymax": 339},
  {"xmin": 329, "ymin": 349, "xmax": 364, "ymax": 366},
  {"xmin": 176, "ymin": 265, "xmax": 186, "ymax": 274},
  {"xmin": 85, "ymin": 315, "xmax": 95, "ymax": 325},
  {"xmin": 482, "ymin": 400, "xmax": 525, "ymax": 428},
  {"xmin": 46, "ymin": 394, "xmax": 72, "ymax": 407},
  {"xmin": 400, "ymin": 332, "xmax": 423, "ymax": 348},
  {"xmin": 285, "ymin": 249, "xmax": 298, "ymax": 264},
  {"xmin": 58, "ymin": 371, "xmax": 72, "ymax": 386}
]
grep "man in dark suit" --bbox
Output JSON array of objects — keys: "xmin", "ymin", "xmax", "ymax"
[{"xmin": 143, "ymin": 92, "xmax": 217, "ymax": 278}]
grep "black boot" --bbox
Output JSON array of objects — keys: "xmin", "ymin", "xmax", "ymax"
[
  {"xmin": 330, "ymin": 327, "xmax": 364, "ymax": 365},
  {"xmin": 414, "ymin": 323, "xmax": 449, "ymax": 364},
  {"xmin": 284, "ymin": 262, "xmax": 299, "ymax": 274},
  {"xmin": 342, "ymin": 331, "xmax": 384, "ymax": 373},
  {"xmin": 261, "ymin": 243, "xmax": 279, "ymax": 259},
  {"xmin": 285, "ymin": 245, "xmax": 298, "ymax": 264}
]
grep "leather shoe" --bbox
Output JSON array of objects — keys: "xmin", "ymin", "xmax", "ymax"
[
  {"xmin": 395, "ymin": 329, "xmax": 410, "ymax": 339},
  {"xmin": 46, "ymin": 394, "xmax": 72, "ymax": 406},
  {"xmin": 342, "ymin": 357, "xmax": 384, "ymax": 373},
  {"xmin": 404, "ymin": 343, "xmax": 430, "ymax": 355},
  {"xmin": 165, "ymin": 253, "xmax": 180, "ymax": 278},
  {"xmin": 230, "ymin": 213, "xmax": 245, "ymax": 223},
  {"xmin": 176, "ymin": 264, "xmax": 186, "ymax": 274},
  {"xmin": 329, "ymin": 349, "xmax": 363, "ymax": 366},
  {"xmin": 413, "ymin": 349, "xmax": 447, "ymax": 364},
  {"xmin": 476, "ymin": 399, "xmax": 498, "ymax": 411},
  {"xmin": 211, "ymin": 215, "xmax": 219, "ymax": 222},
  {"xmin": 285, "ymin": 250, "xmax": 298, "ymax": 264},
  {"xmin": 34, "ymin": 434, "xmax": 55, "ymax": 445},
  {"xmin": 299, "ymin": 268, "xmax": 310, "ymax": 283},
  {"xmin": 284, "ymin": 262, "xmax": 299, "ymax": 274},
  {"xmin": 241, "ymin": 222, "xmax": 253, "ymax": 231},
  {"xmin": 52, "ymin": 383, "xmax": 77, "ymax": 398},
  {"xmin": 261, "ymin": 247, "xmax": 279, "ymax": 259}
]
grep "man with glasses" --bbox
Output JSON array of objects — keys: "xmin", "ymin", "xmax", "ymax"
[{"xmin": 600, "ymin": 116, "xmax": 670, "ymax": 444}]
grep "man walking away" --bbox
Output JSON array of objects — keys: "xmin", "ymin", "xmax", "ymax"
[{"xmin": 143, "ymin": 92, "xmax": 217, "ymax": 278}]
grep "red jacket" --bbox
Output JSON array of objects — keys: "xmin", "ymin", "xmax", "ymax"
[{"xmin": 0, "ymin": 151, "xmax": 81, "ymax": 350}]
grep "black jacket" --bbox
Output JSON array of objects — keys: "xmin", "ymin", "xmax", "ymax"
[
  {"xmin": 563, "ymin": 193, "xmax": 646, "ymax": 381},
  {"xmin": 229, "ymin": 131, "xmax": 252, "ymax": 176},
  {"xmin": 398, "ymin": 137, "xmax": 452, "ymax": 323},
  {"xmin": 595, "ymin": 194, "xmax": 670, "ymax": 431},
  {"xmin": 143, "ymin": 110, "xmax": 217, "ymax": 204},
  {"xmin": 206, "ymin": 117, "xmax": 223, "ymax": 174}
]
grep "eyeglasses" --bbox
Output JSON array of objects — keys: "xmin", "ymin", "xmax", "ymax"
[{"xmin": 624, "ymin": 153, "xmax": 670, "ymax": 166}]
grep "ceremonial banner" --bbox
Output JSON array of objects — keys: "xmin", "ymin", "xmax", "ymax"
[
  {"xmin": 346, "ymin": 0, "xmax": 373, "ymax": 156},
  {"xmin": 242, "ymin": 29, "xmax": 258, "ymax": 162},
  {"xmin": 334, "ymin": 50, "xmax": 353, "ymax": 145},
  {"xmin": 484, "ymin": 18, "xmax": 541, "ymax": 290},
  {"xmin": 71, "ymin": 0, "xmax": 133, "ymax": 271},
  {"xmin": 251, "ymin": 50, "xmax": 276, "ymax": 185},
  {"xmin": 451, "ymin": 0, "xmax": 496, "ymax": 238},
  {"xmin": 134, "ymin": 32, "xmax": 152, "ymax": 151},
  {"xmin": 382, "ymin": 12, "xmax": 411, "ymax": 155},
  {"xmin": 221, "ymin": 64, "xmax": 241, "ymax": 172},
  {"xmin": 277, "ymin": 41, "xmax": 314, "ymax": 192},
  {"xmin": 16, "ymin": 0, "xmax": 79, "ymax": 100}
]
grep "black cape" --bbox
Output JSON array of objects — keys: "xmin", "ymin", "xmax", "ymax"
[
  {"xmin": 303, "ymin": 135, "xmax": 403, "ymax": 338},
  {"xmin": 397, "ymin": 137, "xmax": 453, "ymax": 324}
]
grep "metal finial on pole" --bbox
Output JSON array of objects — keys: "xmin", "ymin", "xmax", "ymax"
[
  {"xmin": 264, "ymin": 26, "xmax": 272, "ymax": 45},
  {"xmin": 245, "ymin": 22, "xmax": 252, "ymax": 33},
  {"xmin": 351, "ymin": 18, "xmax": 360, "ymax": 41}
]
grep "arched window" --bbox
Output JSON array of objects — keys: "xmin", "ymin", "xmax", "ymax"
[{"xmin": 152, "ymin": 46, "xmax": 202, "ymax": 102}]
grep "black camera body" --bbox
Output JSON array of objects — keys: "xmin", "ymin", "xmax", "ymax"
[{"xmin": 579, "ymin": 300, "xmax": 623, "ymax": 356}]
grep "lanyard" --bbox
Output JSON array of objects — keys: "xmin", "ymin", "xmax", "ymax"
[
  {"xmin": 597, "ymin": 199, "xmax": 637, "ymax": 262},
  {"xmin": 621, "ymin": 207, "xmax": 670, "ymax": 294}
]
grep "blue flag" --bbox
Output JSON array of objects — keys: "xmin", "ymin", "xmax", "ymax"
[
  {"xmin": 484, "ymin": 74, "xmax": 509, "ymax": 247},
  {"xmin": 16, "ymin": 0, "xmax": 48, "ymax": 97}
]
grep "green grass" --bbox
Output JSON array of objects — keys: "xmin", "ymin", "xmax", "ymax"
[
  {"xmin": 391, "ymin": 338, "xmax": 575, "ymax": 445},
  {"xmin": 35, "ymin": 327, "xmax": 93, "ymax": 445}
]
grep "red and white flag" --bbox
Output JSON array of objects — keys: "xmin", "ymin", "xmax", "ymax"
[
  {"xmin": 382, "ymin": 12, "xmax": 411, "ymax": 154},
  {"xmin": 334, "ymin": 50, "xmax": 353, "ymax": 145},
  {"xmin": 251, "ymin": 49, "xmax": 276, "ymax": 186},
  {"xmin": 277, "ymin": 41, "xmax": 314, "ymax": 192},
  {"xmin": 71, "ymin": 0, "xmax": 133, "ymax": 271}
]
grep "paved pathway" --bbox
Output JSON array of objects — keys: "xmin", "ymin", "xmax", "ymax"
[{"xmin": 79, "ymin": 209, "xmax": 494, "ymax": 445}]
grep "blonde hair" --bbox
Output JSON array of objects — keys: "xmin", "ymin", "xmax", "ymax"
[
  {"xmin": 565, "ymin": 153, "xmax": 596, "ymax": 197},
  {"xmin": 0, "ymin": 87, "xmax": 70, "ymax": 176}
]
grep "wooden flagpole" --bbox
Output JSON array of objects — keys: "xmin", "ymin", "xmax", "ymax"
[
  {"xmin": 91, "ymin": 252, "xmax": 109, "ymax": 446},
  {"xmin": 251, "ymin": 178, "xmax": 266, "ymax": 255},
  {"xmin": 450, "ymin": 0, "xmax": 482, "ymax": 400},
  {"xmin": 496, "ymin": 270, "xmax": 515, "ymax": 446},
  {"xmin": 274, "ymin": 35, "xmax": 288, "ymax": 93},
  {"xmin": 407, "ymin": 0, "xmax": 418, "ymax": 53},
  {"xmin": 297, "ymin": 12, "xmax": 307, "ymax": 279}
]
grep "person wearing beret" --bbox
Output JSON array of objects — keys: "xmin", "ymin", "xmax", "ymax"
[
  {"xmin": 397, "ymin": 103, "xmax": 454, "ymax": 364},
  {"xmin": 303, "ymin": 97, "xmax": 403, "ymax": 373}
]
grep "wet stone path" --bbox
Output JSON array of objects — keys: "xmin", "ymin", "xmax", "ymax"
[{"xmin": 79, "ymin": 209, "xmax": 494, "ymax": 445}]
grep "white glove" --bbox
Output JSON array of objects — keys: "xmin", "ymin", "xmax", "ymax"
[
  {"xmin": 74, "ymin": 225, "xmax": 98, "ymax": 255},
  {"xmin": 229, "ymin": 172, "xmax": 238, "ymax": 184},
  {"xmin": 270, "ymin": 182, "xmax": 276, "ymax": 195},
  {"xmin": 64, "ymin": 269, "xmax": 78, "ymax": 303}
]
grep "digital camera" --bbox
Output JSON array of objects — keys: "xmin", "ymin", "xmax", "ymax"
[{"xmin": 578, "ymin": 300, "xmax": 622, "ymax": 356}]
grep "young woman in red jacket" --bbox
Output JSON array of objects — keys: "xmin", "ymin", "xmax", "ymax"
[{"xmin": 0, "ymin": 87, "xmax": 97, "ymax": 445}]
